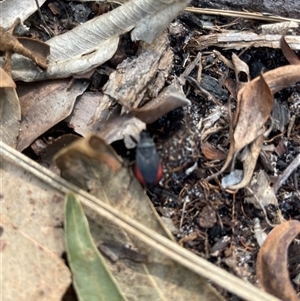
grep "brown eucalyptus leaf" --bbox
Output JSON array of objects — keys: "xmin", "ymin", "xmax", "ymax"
[
  {"xmin": 206, "ymin": 74, "xmax": 272, "ymax": 183},
  {"xmin": 0, "ymin": 68, "xmax": 16, "ymax": 88},
  {"xmin": 1, "ymin": 148, "xmax": 72, "ymax": 301},
  {"xmin": 17, "ymin": 37, "xmax": 50, "ymax": 68},
  {"xmin": 0, "ymin": 87, "xmax": 21, "ymax": 148},
  {"xmin": 54, "ymin": 135, "xmax": 225, "ymax": 301},
  {"xmin": 234, "ymin": 73, "xmax": 273, "ymax": 152},
  {"xmin": 0, "ymin": 26, "xmax": 49, "ymax": 69},
  {"xmin": 226, "ymin": 134, "xmax": 265, "ymax": 190},
  {"xmin": 54, "ymin": 135, "xmax": 123, "ymax": 189},
  {"xmin": 16, "ymin": 79, "xmax": 89, "ymax": 151},
  {"xmin": 131, "ymin": 83, "xmax": 191, "ymax": 124},
  {"xmin": 257, "ymin": 64, "xmax": 300, "ymax": 94},
  {"xmin": 97, "ymin": 113, "xmax": 146, "ymax": 148},
  {"xmin": 231, "ymin": 52, "xmax": 250, "ymax": 95},
  {"xmin": 201, "ymin": 141, "xmax": 227, "ymax": 160},
  {"xmin": 280, "ymin": 36, "xmax": 300, "ymax": 65},
  {"xmin": 256, "ymin": 220, "xmax": 300, "ymax": 301}
]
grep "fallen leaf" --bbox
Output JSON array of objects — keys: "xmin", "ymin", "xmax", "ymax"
[
  {"xmin": 234, "ymin": 74, "xmax": 273, "ymax": 151},
  {"xmin": 0, "ymin": 0, "xmax": 47, "ymax": 29},
  {"xmin": 1, "ymin": 148, "xmax": 71, "ymax": 301},
  {"xmin": 0, "ymin": 68, "xmax": 16, "ymax": 88},
  {"xmin": 65, "ymin": 193, "xmax": 127, "ymax": 301},
  {"xmin": 231, "ymin": 53, "xmax": 250, "ymax": 92},
  {"xmin": 131, "ymin": 80, "xmax": 191, "ymax": 124},
  {"xmin": 280, "ymin": 35, "xmax": 300, "ymax": 65},
  {"xmin": 225, "ymin": 133, "xmax": 265, "ymax": 190},
  {"xmin": 1, "ymin": 217, "xmax": 71, "ymax": 301},
  {"xmin": 201, "ymin": 141, "xmax": 227, "ymax": 160},
  {"xmin": 16, "ymin": 79, "xmax": 89, "ymax": 151},
  {"xmin": 244, "ymin": 170, "xmax": 278, "ymax": 209},
  {"xmin": 0, "ymin": 87, "xmax": 21, "ymax": 147},
  {"xmin": 206, "ymin": 64, "xmax": 300, "ymax": 188},
  {"xmin": 0, "ymin": 26, "xmax": 49, "ymax": 69},
  {"xmin": 256, "ymin": 220, "xmax": 300, "ymax": 301}
]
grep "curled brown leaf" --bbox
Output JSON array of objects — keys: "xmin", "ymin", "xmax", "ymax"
[
  {"xmin": 201, "ymin": 142, "xmax": 227, "ymax": 161},
  {"xmin": 131, "ymin": 80, "xmax": 191, "ymax": 124},
  {"xmin": 0, "ymin": 26, "xmax": 49, "ymax": 69},
  {"xmin": 256, "ymin": 220, "xmax": 300, "ymax": 301},
  {"xmin": 280, "ymin": 36, "xmax": 300, "ymax": 65}
]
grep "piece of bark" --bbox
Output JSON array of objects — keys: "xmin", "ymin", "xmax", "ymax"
[{"xmin": 192, "ymin": 0, "xmax": 299, "ymax": 19}]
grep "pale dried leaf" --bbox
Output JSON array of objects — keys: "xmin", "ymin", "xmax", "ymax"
[
  {"xmin": 131, "ymin": 80, "xmax": 191, "ymax": 124},
  {"xmin": 0, "ymin": 68, "xmax": 16, "ymax": 88},
  {"xmin": 226, "ymin": 134, "xmax": 265, "ymax": 190},
  {"xmin": 234, "ymin": 74, "xmax": 273, "ymax": 152},
  {"xmin": 1, "ymin": 153, "xmax": 71, "ymax": 301},
  {"xmin": 0, "ymin": 87, "xmax": 21, "ymax": 148},
  {"xmin": 1, "ymin": 217, "xmax": 71, "ymax": 301},
  {"xmin": 0, "ymin": 0, "xmax": 47, "ymax": 29},
  {"xmin": 245, "ymin": 170, "xmax": 278, "ymax": 208},
  {"xmin": 16, "ymin": 79, "xmax": 89, "ymax": 151}
]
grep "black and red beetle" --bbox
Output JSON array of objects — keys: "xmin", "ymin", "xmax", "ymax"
[{"xmin": 134, "ymin": 131, "xmax": 163, "ymax": 186}]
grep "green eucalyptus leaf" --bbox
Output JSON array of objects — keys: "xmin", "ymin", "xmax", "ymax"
[{"xmin": 64, "ymin": 192, "xmax": 127, "ymax": 301}]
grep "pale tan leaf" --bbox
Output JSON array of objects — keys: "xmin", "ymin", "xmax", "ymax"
[
  {"xmin": 16, "ymin": 79, "xmax": 89, "ymax": 151},
  {"xmin": 0, "ymin": 68, "xmax": 16, "ymax": 88},
  {"xmin": 1, "ymin": 151, "xmax": 71, "ymax": 301},
  {"xmin": 0, "ymin": 87, "xmax": 21, "ymax": 147},
  {"xmin": 0, "ymin": 0, "xmax": 47, "ymax": 29}
]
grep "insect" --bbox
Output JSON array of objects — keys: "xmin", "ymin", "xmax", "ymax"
[{"xmin": 134, "ymin": 131, "xmax": 163, "ymax": 186}]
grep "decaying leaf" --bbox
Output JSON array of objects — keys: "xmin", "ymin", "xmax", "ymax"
[
  {"xmin": 16, "ymin": 79, "xmax": 89, "ymax": 151},
  {"xmin": 2, "ymin": 0, "xmax": 190, "ymax": 81},
  {"xmin": 280, "ymin": 35, "xmax": 300, "ymax": 65},
  {"xmin": 0, "ymin": 87, "xmax": 21, "ymax": 148},
  {"xmin": 131, "ymin": 79, "xmax": 191, "ymax": 124},
  {"xmin": 231, "ymin": 53, "xmax": 250, "ymax": 92},
  {"xmin": 0, "ymin": 68, "xmax": 16, "ymax": 88},
  {"xmin": 0, "ymin": 26, "xmax": 49, "ymax": 70},
  {"xmin": 201, "ymin": 141, "xmax": 227, "ymax": 160},
  {"xmin": 1, "ymin": 151, "xmax": 71, "ymax": 301},
  {"xmin": 244, "ymin": 170, "xmax": 278, "ymax": 209},
  {"xmin": 225, "ymin": 133, "xmax": 265, "ymax": 190},
  {"xmin": 65, "ymin": 193, "xmax": 127, "ymax": 301},
  {"xmin": 256, "ymin": 220, "xmax": 300, "ymax": 301},
  {"xmin": 0, "ymin": 0, "xmax": 47, "ymax": 29},
  {"xmin": 234, "ymin": 74, "xmax": 273, "ymax": 151},
  {"xmin": 54, "ymin": 135, "xmax": 225, "ymax": 301}
]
